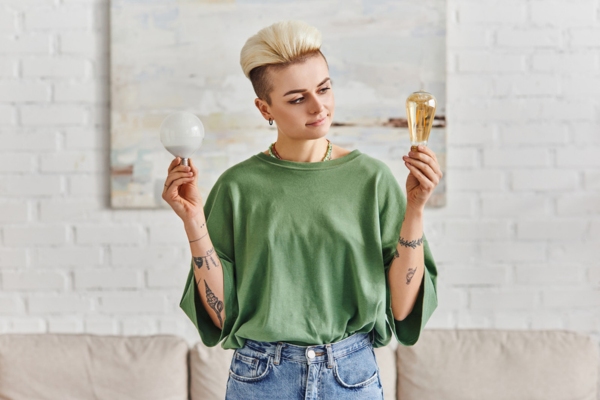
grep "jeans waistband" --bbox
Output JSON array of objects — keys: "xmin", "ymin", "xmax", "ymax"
[{"xmin": 241, "ymin": 331, "xmax": 374, "ymax": 366}]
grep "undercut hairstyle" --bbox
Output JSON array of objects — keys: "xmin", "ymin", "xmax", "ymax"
[{"xmin": 239, "ymin": 20, "xmax": 329, "ymax": 106}]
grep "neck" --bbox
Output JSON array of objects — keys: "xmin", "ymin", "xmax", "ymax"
[{"xmin": 274, "ymin": 136, "xmax": 329, "ymax": 162}]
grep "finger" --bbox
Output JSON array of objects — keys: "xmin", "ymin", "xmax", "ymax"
[
  {"xmin": 405, "ymin": 158, "xmax": 439, "ymax": 185},
  {"xmin": 173, "ymin": 164, "xmax": 191, "ymax": 174},
  {"xmin": 407, "ymin": 150, "xmax": 442, "ymax": 178},
  {"xmin": 164, "ymin": 171, "xmax": 194, "ymax": 189},
  {"xmin": 188, "ymin": 158, "xmax": 198, "ymax": 175},
  {"xmin": 416, "ymin": 156, "xmax": 443, "ymax": 181},
  {"xmin": 163, "ymin": 176, "xmax": 195, "ymax": 201},
  {"xmin": 405, "ymin": 161, "xmax": 435, "ymax": 191},
  {"xmin": 167, "ymin": 157, "xmax": 181, "ymax": 174},
  {"xmin": 416, "ymin": 145, "xmax": 438, "ymax": 163},
  {"xmin": 164, "ymin": 175, "xmax": 195, "ymax": 192},
  {"xmin": 408, "ymin": 148, "xmax": 433, "ymax": 164}
]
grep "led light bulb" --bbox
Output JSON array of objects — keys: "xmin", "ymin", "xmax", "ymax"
[
  {"xmin": 406, "ymin": 91, "xmax": 437, "ymax": 152},
  {"xmin": 159, "ymin": 111, "xmax": 205, "ymax": 166}
]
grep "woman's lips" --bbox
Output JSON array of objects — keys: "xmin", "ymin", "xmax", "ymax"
[{"xmin": 307, "ymin": 116, "xmax": 326, "ymax": 126}]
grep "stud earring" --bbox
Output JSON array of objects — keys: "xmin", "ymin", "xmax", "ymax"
[{"xmin": 269, "ymin": 118, "xmax": 273, "ymax": 126}]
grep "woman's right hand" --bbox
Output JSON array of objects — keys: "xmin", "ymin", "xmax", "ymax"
[{"xmin": 162, "ymin": 157, "xmax": 203, "ymax": 222}]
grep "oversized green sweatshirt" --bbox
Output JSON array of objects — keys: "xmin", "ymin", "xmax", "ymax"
[{"xmin": 179, "ymin": 149, "xmax": 438, "ymax": 349}]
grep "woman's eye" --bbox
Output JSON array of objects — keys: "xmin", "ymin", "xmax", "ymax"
[{"xmin": 289, "ymin": 87, "xmax": 331, "ymax": 105}]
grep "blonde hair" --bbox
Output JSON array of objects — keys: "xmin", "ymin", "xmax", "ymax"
[{"xmin": 240, "ymin": 20, "xmax": 328, "ymax": 105}]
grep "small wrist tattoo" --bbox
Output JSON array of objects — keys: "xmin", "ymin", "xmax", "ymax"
[
  {"xmin": 398, "ymin": 235, "xmax": 424, "ymax": 249},
  {"xmin": 189, "ymin": 232, "xmax": 207, "ymax": 243}
]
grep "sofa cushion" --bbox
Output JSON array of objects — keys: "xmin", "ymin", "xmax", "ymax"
[
  {"xmin": 189, "ymin": 343, "xmax": 234, "ymax": 400},
  {"xmin": 0, "ymin": 333, "xmax": 189, "ymax": 400},
  {"xmin": 396, "ymin": 329, "xmax": 599, "ymax": 400}
]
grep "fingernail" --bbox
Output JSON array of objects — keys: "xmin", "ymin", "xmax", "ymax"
[{"xmin": 418, "ymin": 145, "xmax": 424, "ymax": 150}]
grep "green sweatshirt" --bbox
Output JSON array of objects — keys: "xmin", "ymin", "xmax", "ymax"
[{"xmin": 179, "ymin": 149, "xmax": 438, "ymax": 349}]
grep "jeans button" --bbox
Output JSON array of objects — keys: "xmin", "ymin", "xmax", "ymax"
[{"xmin": 307, "ymin": 349, "xmax": 315, "ymax": 359}]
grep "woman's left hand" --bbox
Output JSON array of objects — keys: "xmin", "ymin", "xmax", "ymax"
[{"xmin": 402, "ymin": 145, "xmax": 443, "ymax": 212}]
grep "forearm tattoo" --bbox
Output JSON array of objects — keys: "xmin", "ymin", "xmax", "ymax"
[
  {"xmin": 204, "ymin": 279, "xmax": 224, "ymax": 327},
  {"xmin": 193, "ymin": 247, "xmax": 219, "ymax": 271},
  {"xmin": 394, "ymin": 234, "xmax": 423, "ymax": 284},
  {"xmin": 398, "ymin": 235, "xmax": 423, "ymax": 249}
]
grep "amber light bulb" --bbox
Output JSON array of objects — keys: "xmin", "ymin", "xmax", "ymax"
[{"xmin": 406, "ymin": 90, "xmax": 437, "ymax": 152}]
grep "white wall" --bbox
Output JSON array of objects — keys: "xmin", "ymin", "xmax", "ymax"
[
  {"xmin": 440, "ymin": 0, "xmax": 600, "ymax": 342},
  {"xmin": 0, "ymin": 0, "xmax": 598, "ymax": 347}
]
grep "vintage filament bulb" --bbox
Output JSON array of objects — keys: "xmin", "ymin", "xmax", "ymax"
[{"xmin": 406, "ymin": 91, "xmax": 437, "ymax": 152}]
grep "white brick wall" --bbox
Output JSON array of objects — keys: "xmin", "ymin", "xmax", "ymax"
[{"xmin": 0, "ymin": 0, "xmax": 598, "ymax": 353}]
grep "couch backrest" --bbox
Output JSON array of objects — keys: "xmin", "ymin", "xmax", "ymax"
[
  {"xmin": 397, "ymin": 329, "xmax": 600, "ymax": 400},
  {"xmin": 2, "ymin": 329, "xmax": 595, "ymax": 400},
  {"xmin": 0, "ymin": 333, "xmax": 189, "ymax": 400}
]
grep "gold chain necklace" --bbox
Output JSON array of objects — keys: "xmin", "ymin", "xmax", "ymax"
[{"xmin": 268, "ymin": 139, "xmax": 332, "ymax": 161}]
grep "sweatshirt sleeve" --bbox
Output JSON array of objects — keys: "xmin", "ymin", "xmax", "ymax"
[
  {"xmin": 377, "ymin": 162, "xmax": 438, "ymax": 346},
  {"xmin": 179, "ymin": 174, "xmax": 238, "ymax": 348}
]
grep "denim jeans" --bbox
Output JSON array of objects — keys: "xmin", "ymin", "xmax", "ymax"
[{"xmin": 225, "ymin": 331, "xmax": 384, "ymax": 399}]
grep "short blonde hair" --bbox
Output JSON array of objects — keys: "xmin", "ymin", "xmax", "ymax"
[{"xmin": 239, "ymin": 20, "xmax": 328, "ymax": 105}]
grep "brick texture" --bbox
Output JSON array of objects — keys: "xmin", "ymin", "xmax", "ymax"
[{"xmin": 0, "ymin": 0, "xmax": 598, "ymax": 347}]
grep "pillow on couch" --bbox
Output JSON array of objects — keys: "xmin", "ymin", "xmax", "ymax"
[
  {"xmin": 189, "ymin": 343, "xmax": 234, "ymax": 400},
  {"xmin": 0, "ymin": 333, "xmax": 189, "ymax": 400},
  {"xmin": 396, "ymin": 329, "xmax": 599, "ymax": 400}
]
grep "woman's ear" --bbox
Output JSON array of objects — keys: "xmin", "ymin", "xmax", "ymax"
[{"xmin": 254, "ymin": 98, "xmax": 272, "ymax": 121}]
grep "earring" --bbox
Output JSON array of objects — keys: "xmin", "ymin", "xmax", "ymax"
[{"xmin": 269, "ymin": 118, "xmax": 273, "ymax": 126}]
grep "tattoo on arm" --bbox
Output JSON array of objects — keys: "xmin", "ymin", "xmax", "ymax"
[
  {"xmin": 204, "ymin": 279, "xmax": 224, "ymax": 328},
  {"xmin": 394, "ymin": 234, "xmax": 423, "ymax": 283},
  {"xmin": 406, "ymin": 265, "xmax": 418, "ymax": 284},
  {"xmin": 398, "ymin": 235, "xmax": 423, "ymax": 249},
  {"xmin": 193, "ymin": 247, "xmax": 220, "ymax": 271},
  {"xmin": 189, "ymin": 231, "xmax": 208, "ymax": 243}
]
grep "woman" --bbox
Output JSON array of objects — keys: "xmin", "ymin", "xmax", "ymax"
[{"xmin": 165, "ymin": 20, "xmax": 440, "ymax": 400}]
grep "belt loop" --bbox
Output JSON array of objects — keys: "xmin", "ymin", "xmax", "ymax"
[
  {"xmin": 274, "ymin": 342, "xmax": 283, "ymax": 365},
  {"xmin": 326, "ymin": 343, "xmax": 334, "ymax": 369}
]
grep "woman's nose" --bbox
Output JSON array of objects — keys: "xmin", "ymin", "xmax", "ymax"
[{"xmin": 310, "ymin": 96, "xmax": 325, "ymax": 114}]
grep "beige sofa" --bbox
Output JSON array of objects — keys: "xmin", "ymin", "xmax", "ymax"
[{"xmin": 0, "ymin": 329, "xmax": 597, "ymax": 400}]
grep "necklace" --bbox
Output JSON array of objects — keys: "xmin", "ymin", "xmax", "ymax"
[{"xmin": 268, "ymin": 139, "xmax": 333, "ymax": 162}]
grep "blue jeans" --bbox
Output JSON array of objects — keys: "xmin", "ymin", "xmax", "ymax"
[{"xmin": 225, "ymin": 331, "xmax": 384, "ymax": 399}]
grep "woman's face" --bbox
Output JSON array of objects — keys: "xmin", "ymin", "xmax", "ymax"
[{"xmin": 255, "ymin": 54, "xmax": 335, "ymax": 141}]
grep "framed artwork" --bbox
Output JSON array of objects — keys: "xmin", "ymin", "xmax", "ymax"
[{"xmin": 110, "ymin": 0, "xmax": 446, "ymax": 208}]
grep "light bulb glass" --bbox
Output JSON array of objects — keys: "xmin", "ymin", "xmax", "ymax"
[
  {"xmin": 406, "ymin": 91, "xmax": 437, "ymax": 151},
  {"xmin": 159, "ymin": 111, "xmax": 205, "ymax": 165}
]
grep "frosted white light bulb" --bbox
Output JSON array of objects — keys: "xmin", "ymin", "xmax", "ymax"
[{"xmin": 159, "ymin": 111, "xmax": 205, "ymax": 166}]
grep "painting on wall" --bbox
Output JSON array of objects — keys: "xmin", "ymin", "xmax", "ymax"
[{"xmin": 110, "ymin": 0, "xmax": 446, "ymax": 208}]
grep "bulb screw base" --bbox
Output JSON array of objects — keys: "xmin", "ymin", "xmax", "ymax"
[
  {"xmin": 179, "ymin": 158, "xmax": 189, "ymax": 166},
  {"xmin": 410, "ymin": 142, "xmax": 428, "ymax": 152}
]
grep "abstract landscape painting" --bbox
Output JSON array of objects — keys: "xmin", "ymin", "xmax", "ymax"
[{"xmin": 110, "ymin": 0, "xmax": 446, "ymax": 208}]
